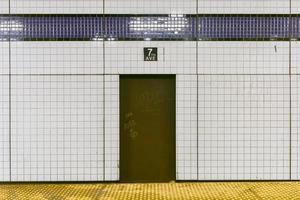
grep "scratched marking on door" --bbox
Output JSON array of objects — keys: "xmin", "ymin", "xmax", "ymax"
[
  {"xmin": 135, "ymin": 90, "xmax": 165, "ymax": 114},
  {"xmin": 124, "ymin": 112, "xmax": 139, "ymax": 139}
]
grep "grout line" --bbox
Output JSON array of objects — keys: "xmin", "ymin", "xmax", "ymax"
[
  {"xmin": 196, "ymin": 69, "xmax": 199, "ymax": 180},
  {"xmin": 103, "ymin": 44, "xmax": 106, "ymax": 181},
  {"xmin": 103, "ymin": 51, "xmax": 106, "ymax": 180},
  {"xmin": 289, "ymin": 0, "xmax": 292, "ymax": 180},
  {"xmin": 196, "ymin": 0, "xmax": 199, "ymax": 181},
  {"xmin": 103, "ymin": 0, "xmax": 106, "ymax": 181},
  {"xmin": 2, "ymin": 74, "xmax": 298, "ymax": 76},
  {"xmin": 1, "ymin": 39, "xmax": 294, "ymax": 42},
  {"xmin": 2, "ymin": 1, "xmax": 298, "ymax": 182},
  {"xmin": 8, "ymin": 0, "xmax": 11, "ymax": 182},
  {"xmin": 103, "ymin": 50, "xmax": 106, "ymax": 180},
  {"xmin": 0, "ymin": 179, "xmax": 297, "ymax": 184},
  {"xmin": 103, "ymin": 0, "xmax": 105, "ymax": 15}
]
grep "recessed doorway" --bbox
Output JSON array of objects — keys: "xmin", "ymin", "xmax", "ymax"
[{"xmin": 120, "ymin": 75, "xmax": 176, "ymax": 183}]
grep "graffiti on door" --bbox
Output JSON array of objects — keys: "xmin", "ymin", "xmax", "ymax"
[{"xmin": 124, "ymin": 112, "xmax": 139, "ymax": 139}]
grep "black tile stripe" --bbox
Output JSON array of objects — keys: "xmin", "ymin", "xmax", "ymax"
[{"xmin": 0, "ymin": 14, "xmax": 300, "ymax": 41}]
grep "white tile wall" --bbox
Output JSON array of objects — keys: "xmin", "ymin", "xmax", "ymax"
[
  {"xmin": 104, "ymin": 75, "xmax": 119, "ymax": 181},
  {"xmin": 11, "ymin": 42, "xmax": 103, "ymax": 75},
  {"xmin": 0, "ymin": 0, "xmax": 9, "ymax": 14},
  {"xmin": 10, "ymin": 0, "xmax": 103, "ymax": 14},
  {"xmin": 105, "ymin": 41, "xmax": 196, "ymax": 75},
  {"xmin": 198, "ymin": 75, "xmax": 290, "ymax": 180},
  {"xmin": 198, "ymin": 0, "xmax": 290, "ymax": 14},
  {"xmin": 292, "ymin": 0, "xmax": 300, "ymax": 14},
  {"xmin": 291, "ymin": 75, "xmax": 300, "ymax": 180},
  {"xmin": 176, "ymin": 75, "xmax": 198, "ymax": 180},
  {"xmin": 198, "ymin": 42, "xmax": 289, "ymax": 75},
  {"xmin": 0, "ymin": 0, "xmax": 297, "ymax": 183},
  {"xmin": 0, "ymin": 42, "xmax": 9, "ymax": 75},
  {"xmin": 0, "ymin": 76, "xmax": 10, "ymax": 181},
  {"xmin": 105, "ymin": 0, "xmax": 196, "ymax": 14},
  {"xmin": 11, "ymin": 75, "xmax": 104, "ymax": 181},
  {"xmin": 292, "ymin": 42, "xmax": 300, "ymax": 75}
]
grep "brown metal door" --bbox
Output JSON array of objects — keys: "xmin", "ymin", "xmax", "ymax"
[{"xmin": 120, "ymin": 75, "xmax": 176, "ymax": 182}]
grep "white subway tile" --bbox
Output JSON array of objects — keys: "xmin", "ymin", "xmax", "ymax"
[
  {"xmin": 292, "ymin": 42, "xmax": 300, "ymax": 75},
  {"xmin": 106, "ymin": 0, "xmax": 196, "ymax": 14},
  {"xmin": 105, "ymin": 41, "xmax": 196, "ymax": 75},
  {"xmin": 10, "ymin": 0, "xmax": 103, "ymax": 14},
  {"xmin": 292, "ymin": 0, "xmax": 300, "ymax": 14},
  {"xmin": 104, "ymin": 75, "xmax": 119, "ymax": 181},
  {"xmin": 198, "ymin": 75, "xmax": 290, "ymax": 180},
  {"xmin": 11, "ymin": 75, "xmax": 104, "ymax": 181},
  {"xmin": 0, "ymin": 0, "xmax": 9, "ymax": 14},
  {"xmin": 198, "ymin": 0, "xmax": 290, "ymax": 14},
  {"xmin": 0, "ymin": 42, "xmax": 9, "ymax": 75},
  {"xmin": 176, "ymin": 75, "xmax": 198, "ymax": 180},
  {"xmin": 11, "ymin": 42, "xmax": 103, "ymax": 75},
  {"xmin": 291, "ymin": 75, "xmax": 300, "ymax": 180},
  {"xmin": 198, "ymin": 42, "xmax": 289, "ymax": 75},
  {"xmin": 0, "ymin": 75, "xmax": 9, "ymax": 181}
]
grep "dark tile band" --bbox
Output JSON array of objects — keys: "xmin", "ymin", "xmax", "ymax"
[{"xmin": 0, "ymin": 14, "xmax": 299, "ymax": 41}]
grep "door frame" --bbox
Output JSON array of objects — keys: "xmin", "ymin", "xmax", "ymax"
[{"xmin": 119, "ymin": 74, "xmax": 176, "ymax": 182}]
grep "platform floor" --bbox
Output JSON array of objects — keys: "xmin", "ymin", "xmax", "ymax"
[{"xmin": 0, "ymin": 182, "xmax": 299, "ymax": 200}]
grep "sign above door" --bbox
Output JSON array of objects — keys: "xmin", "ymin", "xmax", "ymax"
[{"xmin": 144, "ymin": 48, "xmax": 158, "ymax": 61}]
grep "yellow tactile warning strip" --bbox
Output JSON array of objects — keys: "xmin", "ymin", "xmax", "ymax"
[{"xmin": 0, "ymin": 182, "xmax": 299, "ymax": 200}]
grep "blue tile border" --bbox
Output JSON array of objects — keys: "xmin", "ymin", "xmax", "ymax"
[{"xmin": 0, "ymin": 14, "xmax": 299, "ymax": 41}]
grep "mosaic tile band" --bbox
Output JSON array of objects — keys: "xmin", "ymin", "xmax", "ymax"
[{"xmin": 0, "ymin": 15, "xmax": 299, "ymax": 40}]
